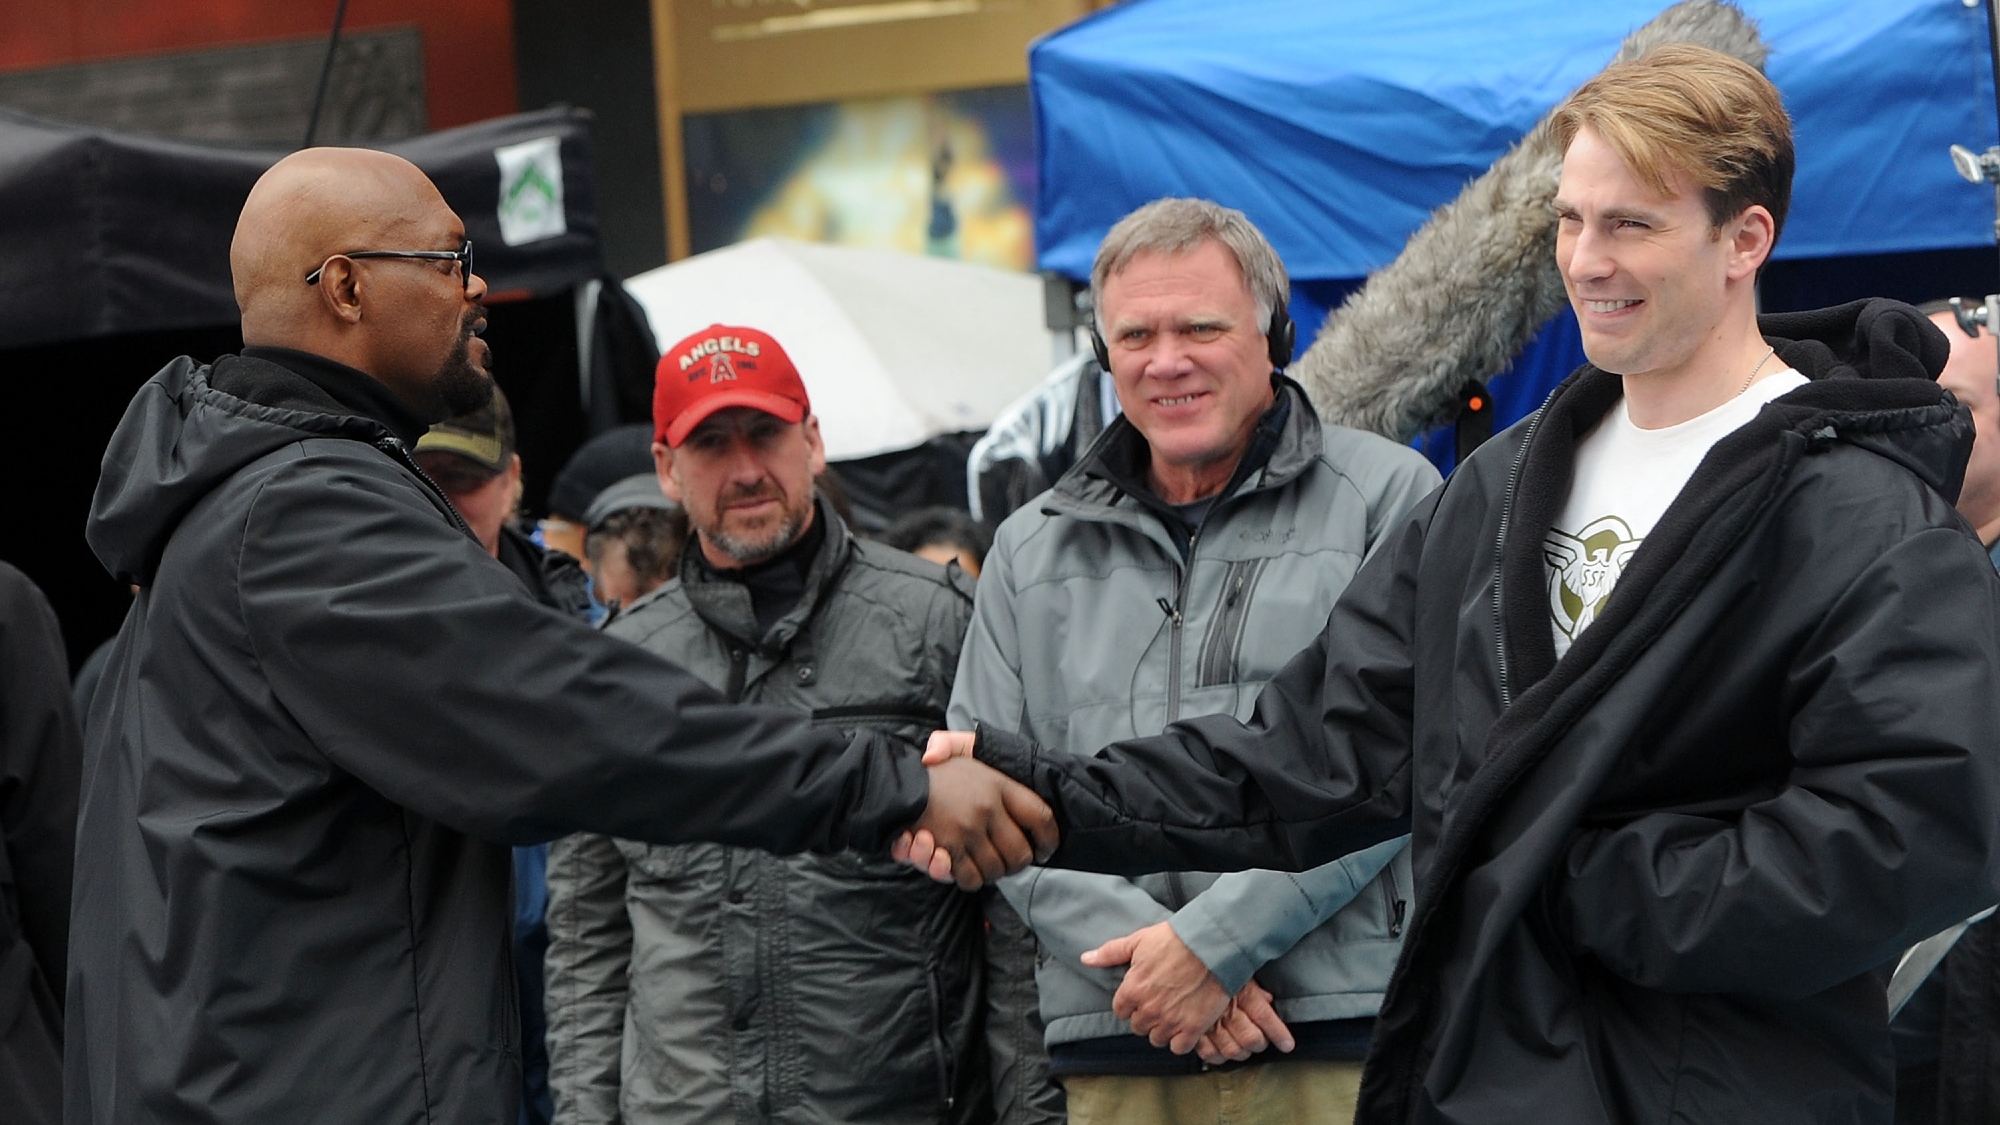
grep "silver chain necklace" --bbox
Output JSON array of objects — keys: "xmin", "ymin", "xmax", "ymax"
[{"xmin": 1739, "ymin": 346, "xmax": 1777, "ymax": 395}]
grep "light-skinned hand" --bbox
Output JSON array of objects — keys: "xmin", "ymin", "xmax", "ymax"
[
  {"xmin": 923, "ymin": 729, "xmax": 977, "ymax": 765},
  {"xmin": 1081, "ymin": 920, "xmax": 1231, "ymax": 1055},
  {"xmin": 1196, "ymin": 980, "xmax": 1294, "ymax": 1064}
]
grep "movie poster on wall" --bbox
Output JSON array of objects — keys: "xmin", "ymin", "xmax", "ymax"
[{"xmin": 681, "ymin": 84, "xmax": 1037, "ymax": 270}]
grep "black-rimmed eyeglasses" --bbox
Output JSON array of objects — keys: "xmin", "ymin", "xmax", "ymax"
[{"xmin": 305, "ymin": 239, "xmax": 474, "ymax": 291}]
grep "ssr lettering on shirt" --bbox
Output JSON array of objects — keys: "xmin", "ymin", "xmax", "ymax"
[
  {"xmin": 679, "ymin": 335, "xmax": 762, "ymax": 382},
  {"xmin": 1545, "ymin": 516, "xmax": 1639, "ymax": 642},
  {"xmin": 1544, "ymin": 368, "xmax": 1807, "ymax": 659}
]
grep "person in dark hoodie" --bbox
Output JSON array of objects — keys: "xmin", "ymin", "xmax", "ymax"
[
  {"xmin": 69, "ymin": 146, "xmax": 1054, "ymax": 1125},
  {"xmin": 904, "ymin": 44, "xmax": 2000, "ymax": 1125},
  {"xmin": 0, "ymin": 563, "xmax": 80, "ymax": 1125}
]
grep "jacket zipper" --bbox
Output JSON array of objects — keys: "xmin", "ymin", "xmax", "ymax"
[
  {"xmin": 1163, "ymin": 527, "xmax": 1203, "ymax": 723},
  {"xmin": 1196, "ymin": 560, "xmax": 1260, "ymax": 689},
  {"xmin": 375, "ymin": 436, "xmax": 475, "ymax": 540},
  {"xmin": 1490, "ymin": 410, "xmax": 1542, "ymax": 709},
  {"xmin": 1159, "ymin": 526, "xmax": 1202, "ymax": 912},
  {"xmin": 923, "ymin": 963, "xmax": 957, "ymax": 1111},
  {"xmin": 1379, "ymin": 861, "xmax": 1406, "ymax": 939},
  {"xmin": 808, "ymin": 705, "xmax": 948, "ymax": 728}
]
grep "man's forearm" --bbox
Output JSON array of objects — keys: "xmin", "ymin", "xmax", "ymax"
[
  {"xmin": 1170, "ymin": 837, "xmax": 1407, "ymax": 993},
  {"xmin": 975, "ymin": 720, "xmax": 1409, "ymax": 878}
]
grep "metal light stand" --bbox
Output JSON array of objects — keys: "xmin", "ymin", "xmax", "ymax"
[
  {"xmin": 1945, "ymin": 0, "xmax": 2000, "ymax": 349},
  {"xmin": 1891, "ymin": 2, "xmax": 2000, "ymax": 1020}
]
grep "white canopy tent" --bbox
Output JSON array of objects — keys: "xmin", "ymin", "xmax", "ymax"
[{"xmin": 624, "ymin": 238, "xmax": 1052, "ymax": 461}]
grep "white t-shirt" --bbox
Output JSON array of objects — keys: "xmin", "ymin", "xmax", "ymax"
[{"xmin": 1546, "ymin": 370, "xmax": 1807, "ymax": 658}]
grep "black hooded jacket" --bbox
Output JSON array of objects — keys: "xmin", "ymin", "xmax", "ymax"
[
  {"xmin": 0, "ymin": 564, "xmax": 79, "ymax": 1125},
  {"xmin": 70, "ymin": 352, "xmax": 930, "ymax": 1125},
  {"xmin": 975, "ymin": 300, "xmax": 2000, "ymax": 1124}
]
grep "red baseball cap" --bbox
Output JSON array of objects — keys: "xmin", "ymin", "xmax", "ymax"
[{"xmin": 653, "ymin": 324, "xmax": 811, "ymax": 447}]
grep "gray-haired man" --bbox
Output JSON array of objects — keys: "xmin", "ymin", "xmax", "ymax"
[{"xmin": 950, "ymin": 198, "xmax": 1439, "ymax": 1124}]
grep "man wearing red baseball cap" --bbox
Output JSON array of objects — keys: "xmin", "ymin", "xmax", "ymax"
[
  {"xmin": 649, "ymin": 324, "xmax": 819, "ymax": 572},
  {"xmin": 545, "ymin": 324, "xmax": 998, "ymax": 1123}
]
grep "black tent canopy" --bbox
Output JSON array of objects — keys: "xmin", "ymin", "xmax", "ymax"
[
  {"xmin": 0, "ymin": 107, "xmax": 677, "ymax": 669},
  {"xmin": 3, "ymin": 103, "xmax": 978, "ymax": 667},
  {"xmin": 0, "ymin": 105, "xmax": 605, "ymax": 350}
]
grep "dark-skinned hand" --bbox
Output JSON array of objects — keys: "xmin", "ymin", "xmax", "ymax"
[{"xmin": 904, "ymin": 756, "xmax": 1057, "ymax": 890}]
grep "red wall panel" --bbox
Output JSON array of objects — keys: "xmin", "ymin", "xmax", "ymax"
[{"xmin": 0, "ymin": 0, "xmax": 516, "ymax": 129}]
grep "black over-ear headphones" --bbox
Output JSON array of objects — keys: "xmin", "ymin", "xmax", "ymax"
[{"xmin": 1091, "ymin": 303, "xmax": 1296, "ymax": 372}]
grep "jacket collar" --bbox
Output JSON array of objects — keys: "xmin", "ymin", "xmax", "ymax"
[
  {"xmin": 1044, "ymin": 375, "xmax": 1323, "ymax": 535},
  {"xmin": 238, "ymin": 346, "xmax": 433, "ymax": 448},
  {"xmin": 678, "ymin": 494, "xmax": 853, "ymax": 653},
  {"xmin": 1495, "ymin": 297, "xmax": 1961, "ymax": 700},
  {"xmin": 89, "ymin": 353, "xmax": 452, "ymax": 586},
  {"xmin": 1370, "ymin": 301, "xmax": 1963, "ymax": 1111}
]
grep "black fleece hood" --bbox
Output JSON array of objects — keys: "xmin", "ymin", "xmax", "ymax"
[
  {"xmin": 88, "ymin": 355, "xmax": 398, "ymax": 586},
  {"xmin": 1759, "ymin": 298, "xmax": 1966, "ymax": 500},
  {"xmin": 1536, "ymin": 298, "xmax": 1966, "ymax": 503}
]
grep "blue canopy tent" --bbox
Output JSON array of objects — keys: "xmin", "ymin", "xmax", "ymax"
[{"xmin": 1032, "ymin": 0, "xmax": 2000, "ymax": 470}]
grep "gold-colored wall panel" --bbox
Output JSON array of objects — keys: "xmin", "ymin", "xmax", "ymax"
[
  {"xmin": 654, "ymin": 0, "xmax": 1109, "ymax": 258},
  {"xmin": 667, "ymin": 0, "xmax": 1092, "ymax": 113}
]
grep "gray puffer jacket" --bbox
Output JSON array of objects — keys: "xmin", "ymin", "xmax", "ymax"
[
  {"xmin": 545, "ymin": 502, "xmax": 988, "ymax": 1125},
  {"xmin": 950, "ymin": 379, "xmax": 1440, "ymax": 1051}
]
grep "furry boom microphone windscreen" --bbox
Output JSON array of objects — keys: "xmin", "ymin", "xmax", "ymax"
[{"xmin": 1291, "ymin": 0, "xmax": 1768, "ymax": 445}]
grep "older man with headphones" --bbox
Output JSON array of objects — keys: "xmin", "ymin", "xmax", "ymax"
[{"xmin": 950, "ymin": 198, "xmax": 1440, "ymax": 1125}]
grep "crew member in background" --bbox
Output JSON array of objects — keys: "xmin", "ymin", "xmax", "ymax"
[
  {"xmin": 879, "ymin": 505, "xmax": 993, "ymax": 578},
  {"xmin": 415, "ymin": 383, "xmax": 594, "ymax": 616},
  {"xmin": 949, "ymin": 198, "xmax": 1439, "ymax": 1125},
  {"xmin": 543, "ymin": 325, "xmax": 993, "ymax": 1125},
  {"xmin": 1893, "ymin": 299, "xmax": 2000, "ymax": 1125},
  {"xmin": 1923, "ymin": 300, "xmax": 2000, "ymax": 560},
  {"xmin": 579, "ymin": 473, "xmax": 686, "ymax": 613},
  {"xmin": 415, "ymin": 384, "xmax": 590, "ymax": 1125}
]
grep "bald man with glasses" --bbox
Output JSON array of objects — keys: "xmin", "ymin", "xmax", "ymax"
[{"xmin": 69, "ymin": 146, "xmax": 1053, "ymax": 1125}]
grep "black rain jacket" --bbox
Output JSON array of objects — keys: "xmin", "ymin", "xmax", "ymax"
[
  {"xmin": 70, "ymin": 353, "xmax": 930, "ymax": 1125},
  {"xmin": 0, "ymin": 563, "xmax": 80, "ymax": 1125},
  {"xmin": 976, "ymin": 300, "xmax": 2000, "ymax": 1124}
]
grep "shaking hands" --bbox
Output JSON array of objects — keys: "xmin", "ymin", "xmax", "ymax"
[{"xmin": 892, "ymin": 730, "xmax": 1057, "ymax": 890}]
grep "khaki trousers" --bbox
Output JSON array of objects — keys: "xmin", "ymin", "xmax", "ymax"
[{"xmin": 1063, "ymin": 1061, "xmax": 1363, "ymax": 1125}]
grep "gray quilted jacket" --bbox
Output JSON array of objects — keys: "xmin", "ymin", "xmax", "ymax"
[
  {"xmin": 949, "ymin": 380, "xmax": 1440, "ymax": 1050},
  {"xmin": 545, "ymin": 502, "xmax": 987, "ymax": 1124}
]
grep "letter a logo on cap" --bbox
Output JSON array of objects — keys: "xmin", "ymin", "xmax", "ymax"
[{"xmin": 654, "ymin": 324, "xmax": 811, "ymax": 448}]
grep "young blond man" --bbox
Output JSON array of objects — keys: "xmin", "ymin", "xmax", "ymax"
[{"xmin": 912, "ymin": 46, "xmax": 2000, "ymax": 1124}]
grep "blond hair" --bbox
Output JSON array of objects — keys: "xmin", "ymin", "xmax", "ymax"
[{"xmin": 1551, "ymin": 43, "xmax": 1793, "ymax": 241}]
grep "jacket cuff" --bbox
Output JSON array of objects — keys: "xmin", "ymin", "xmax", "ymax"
[
  {"xmin": 854, "ymin": 729, "xmax": 935, "ymax": 852},
  {"xmin": 1168, "ymin": 898, "xmax": 1260, "ymax": 994},
  {"xmin": 972, "ymin": 721, "xmax": 1042, "ymax": 786}
]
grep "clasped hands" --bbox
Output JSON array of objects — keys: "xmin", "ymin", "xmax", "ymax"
[
  {"xmin": 894, "ymin": 730, "xmax": 1056, "ymax": 890},
  {"xmin": 897, "ymin": 733, "xmax": 1291, "ymax": 1064},
  {"xmin": 1084, "ymin": 920, "xmax": 1296, "ymax": 1065}
]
